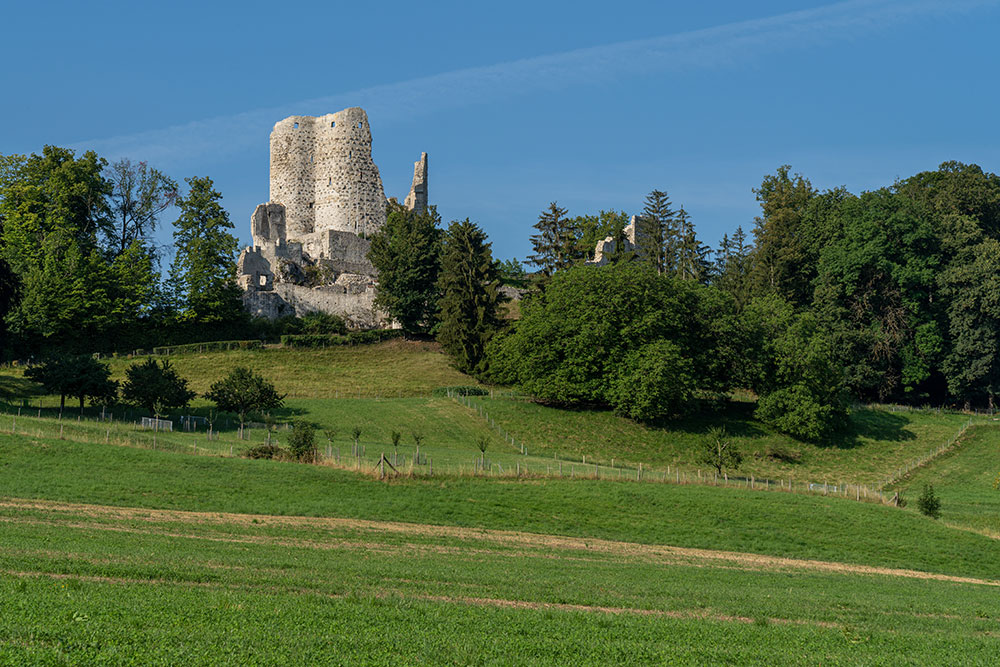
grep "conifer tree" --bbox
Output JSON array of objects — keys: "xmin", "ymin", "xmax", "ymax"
[
  {"xmin": 437, "ymin": 219, "xmax": 504, "ymax": 374},
  {"xmin": 674, "ymin": 206, "xmax": 711, "ymax": 282},
  {"xmin": 638, "ymin": 190, "xmax": 674, "ymax": 273},
  {"xmin": 528, "ymin": 202, "xmax": 579, "ymax": 275}
]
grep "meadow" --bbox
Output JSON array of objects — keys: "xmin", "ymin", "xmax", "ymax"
[{"xmin": 1, "ymin": 341, "xmax": 998, "ymax": 663}]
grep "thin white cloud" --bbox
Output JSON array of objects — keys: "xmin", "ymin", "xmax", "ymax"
[{"xmin": 73, "ymin": 0, "xmax": 998, "ymax": 166}]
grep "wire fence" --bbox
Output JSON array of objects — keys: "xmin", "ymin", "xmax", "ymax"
[{"xmin": 0, "ymin": 395, "xmax": 981, "ymax": 507}]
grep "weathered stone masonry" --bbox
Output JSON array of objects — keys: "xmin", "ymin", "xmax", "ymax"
[{"xmin": 238, "ymin": 107, "xmax": 427, "ymax": 327}]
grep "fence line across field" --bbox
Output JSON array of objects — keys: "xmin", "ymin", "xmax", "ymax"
[{"xmin": 0, "ymin": 398, "xmax": 979, "ymax": 507}]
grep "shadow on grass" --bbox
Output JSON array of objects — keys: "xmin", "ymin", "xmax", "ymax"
[{"xmin": 0, "ymin": 376, "xmax": 42, "ymax": 403}]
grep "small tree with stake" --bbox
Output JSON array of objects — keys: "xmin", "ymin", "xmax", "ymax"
[
  {"xmin": 205, "ymin": 367, "xmax": 285, "ymax": 439},
  {"xmin": 476, "ymin": 436, "xmax": 489, "ymax": 472},
  {"xmin": 412, "ymin": 431, "xmax": 424, "ymax": 464},
  {"xmin": 391, "ymin": 430, "xmax": 401, "ymax": 464},
  {"xmin": 700, "ymin": 426, "xmax": 742, "ymax": 476}
]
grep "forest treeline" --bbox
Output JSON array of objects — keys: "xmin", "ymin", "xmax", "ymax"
[
  {"xmin": 2, "ymin": 144, "xmax": 998, "ymax": 438},
  {"xmin": 484, "ymin": 161, "xmax": 1000, "ymax": 439}
]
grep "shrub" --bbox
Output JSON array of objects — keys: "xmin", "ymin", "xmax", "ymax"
[
  {"xmin": 300, "ymin": 311, "xmax": 347, "ymax": 336},
  {"xmin": 279, "ymin": 330, "xmax": 403, "ymax": 348},
  {"xmin": 287, "ymin": 420, "xmax": 317, "ymax": 462},
  {"xmin": 917, "ymin": 484, "xmax": 941, "ymax": 519},
  {"xmin": 280, "ymin": 334, "xmax": 348, "ymax": 348},
  {"xmin": 242, "ymin": 444, "xmax": 287, "ymax": 460}
]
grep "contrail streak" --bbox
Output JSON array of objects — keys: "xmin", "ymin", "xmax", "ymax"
[{"xmin": 73, "ymin": 0, "xmax": 998, "ymax": 166}]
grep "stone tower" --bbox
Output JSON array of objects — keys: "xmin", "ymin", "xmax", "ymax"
[
  {"xmin": 238, "ymin": 107, "xmax": 428, "ymax": 327},
  {"xmin": 269, "ymin": 107, "xmax": 387, "ymax": 239}
]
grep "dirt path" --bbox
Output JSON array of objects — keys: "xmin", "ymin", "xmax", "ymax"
[{"xmin": 1, "ymin": 496, "xmax": 997, "ymax": 588}]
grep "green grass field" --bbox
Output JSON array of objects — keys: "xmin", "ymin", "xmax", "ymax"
[
  {"xmin": 888, "ymin": 424, "xmax": 1000, "ymax": 538},
  {"xmin": 1, "ymin": 433, "xmax": 999, "ymax": 663},
  {"xmin": 2, "ymin": 342, "xmax": 999, "ymax": 662}
]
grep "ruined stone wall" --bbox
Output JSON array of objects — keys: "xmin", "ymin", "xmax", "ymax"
[
  {"xmin": 269, "ymin": 108, "xmax": 386, "ymax": 239},
  {"xmin": 404, "ymin": 152, "xmax": 428, "ymax": 213}
]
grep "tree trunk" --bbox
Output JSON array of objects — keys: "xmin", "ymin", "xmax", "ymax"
[{"xmin": 60, "ymin": 394, "xmax": 66, "ymax": 412}]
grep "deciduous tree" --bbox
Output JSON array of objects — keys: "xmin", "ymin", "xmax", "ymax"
[
  {"xmin": 205, "ymin": 366, "xmax": 285, "ymax": 438},
  {"xmin": 367, "ymin": 201, "xmax": 442, "ymax": 334},
  {"xmin": 121, "ymin": 358, "xmax": 195, "ymax": 418}
]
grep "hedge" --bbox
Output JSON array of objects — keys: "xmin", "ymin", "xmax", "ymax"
[{"xmin": 280, "ymin": 329, "xmax": 404, "ymax": 348}]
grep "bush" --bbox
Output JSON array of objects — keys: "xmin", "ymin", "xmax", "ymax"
[
  {"xmin": 242, "ymin": 444, "xmax": 288, "ymax": 460},
  {"xmin": 917, "ymin": 484, "xmax": 942, "ymax": 519},
  {"xmin": 280, "ymin": 329, "xmax": 404, "ymax": 348},
  {"xmin": 346, "ymin": 329, "xmax": 403, "ymax": 345},
  {"xmin": 287, "ymin": 420, "xmax": 317, "ymax": 462},
  {"xmin": 756, "ymin": 384, "xmax": 840, "ymax": 442},
  {"xmin": 280, "ymin": 334, "xmax": 348, "ymax": 348},
  {"xmin": 299, "ymin": 311, "xmax": 347, "ymax": 336}
]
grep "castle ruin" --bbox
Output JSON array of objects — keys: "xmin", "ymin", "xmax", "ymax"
[
  {"xmin": 587, "ymin": 215, "xmax": 649, "ymax": 266},
  {"xmin": 238, "ymin": 107, "xmax": 427, "ymax": 327}
]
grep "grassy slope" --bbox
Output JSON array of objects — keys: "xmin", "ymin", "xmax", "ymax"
[
  {"xmin": 1, "ymin": 432, "xmax": 997, "ymax": 580},
  {"xmin": 0, "ymin": 340, "xmax": 474, "ymax": 400},
  {"xmin": 0, "ymin": 342, "xmax": 977, "ymax": 482},
  {"xmin": 473, "ymin": 396, "xmax": 971, "ymax": 484},
  {"xmin": 889, "ymin": 424, "xmax": 1000, "ymax": 537}
]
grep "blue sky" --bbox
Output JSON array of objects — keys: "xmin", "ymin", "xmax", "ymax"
[{"xmin": 3, "ymin": 0, "xmax": 999, "ymax": 263}]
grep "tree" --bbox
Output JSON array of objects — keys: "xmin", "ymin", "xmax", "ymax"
[
  {"xmin": 204, "ymin": 367, "xmax": 285, "ymax": 438},
  {"xmin": 917, "ymin": 484, "xmax": 941, "ymax": 519},
  {"xmin": 120, "ymin": 358, "xmax": 195, "ymax": 417},
  {"xmin": 741, "ymin": 297, "xmax": 850, "ymax": 441},
  {"xmin": 749, "ymin": 166, "xmax": 818, "ymax": 305},
  {"xmin": 496, "ymin": 258, "xmax": 528, "ymax": 286},
  {"xmin": 24, "ymin": 355, "xmax": 117, "ymax": 413},
  {"xmin": 367, "ymin": 201, "xmax": 442, "ymax": 334},
  {"xmin": 608, "ymin": 340, "xmax": 697, "ymax": 421},
  {"xmin": 105, "ymin": 158, "xmax": 178, "ymax": 258},
  {"xmin": 476, "ymin": 436, "xmax": 489, "ymax": 470},
  {"xmin": 700, "ymin": 427, "xmax": 742, "ymax": 475},
  {"xmin": 170, "ymin": 176, "xmax": 242, "ymax": 323},
  {"xmin": 0, "ymin": 147, "xmax": 153, "ymax": 351},
  {"xmin": 713, "ymin": 226, "xmax": 753, "ymax": 309},
  {"xmin": 527, "ymin": 202, "xmax": 579, "ymax": 275},
  {"xmin": 674, "ymin": 206, "xmax": 711, "ymax": 283},
  {"xmin": 437, "ymin": 219, "xmax": 505, "ymax": 374},
  {"xmin": 488, "ymin": 263, "xmax": 733, "ymax": 418},
  {"xmin": 638, "ymin": 190, "xmax": 674, "ymax": 274}
]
